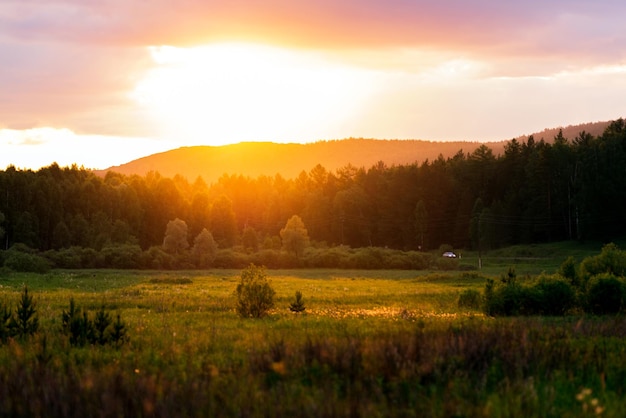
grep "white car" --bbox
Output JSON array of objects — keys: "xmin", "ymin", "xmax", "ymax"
[{"xmin": 442, "ymin": 251, "xmax": 457, "ymax": 258}]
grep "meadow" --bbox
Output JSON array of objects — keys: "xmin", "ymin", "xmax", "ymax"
[{"xmin": 0, "ymin": 244, "xmax": 625, "ymax": 417}]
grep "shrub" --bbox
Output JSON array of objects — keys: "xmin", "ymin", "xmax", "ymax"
[
  {"xmin": 580, "ymin": 243, "xmax": 626, "ymax": 284},
  {"xmin": 483, "ymin": 277, "xmax": 536, "ymax": 316},
  {"xmin": 101, "ymin": 244, "xmax": 142, "ymax": 269},
  {"xmin": 435, "ymin": 257, "xmax": 459, "ymax": 271},
  {"xmin": 586, "ymin": 274, "xmax": 625, "ymax": 315},
  {"xmin": 558, "ymin": 256, "xmax": 578, "ymax": 286},
  {"xmin": 3, "ymin": 250, "xmax": 50, "ymax": 273},
  {"xmin": 235, "ymin": 264, "xmax": 275, "ymax": 318},
  {"xmin": 533, "ymin": 276, "xmax": 576, "ymax": 315},
  {"xmin": 214, "ymin": 249, "xmax": 250, "ymax": 269},
  {"xmin": 458, "ymin": 289, "xmax": 481, "ymax": 309}
]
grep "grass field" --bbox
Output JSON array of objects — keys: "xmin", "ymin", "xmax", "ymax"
[{"xmin": 0, "ymin": 241, "xmax": 624, "ymax": 417}]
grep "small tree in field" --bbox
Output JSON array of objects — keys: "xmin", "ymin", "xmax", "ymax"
[
  {"xmin": 12, "ymin": 286, "xmax": 38, "ymax": 338},
  {"xmin": 289, "ymin": 291, "xmax": 306, "ymax": 314},
  {"xmin": 235, "ymin": 264, "xmax": 275, "ymax": 318}
]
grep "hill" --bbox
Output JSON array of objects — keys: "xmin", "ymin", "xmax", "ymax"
[
  {"xmin": 516, "ymin": 120, "xmax": 610, "ymax": 143},
  {"xmin": 98, "ymin": 139, "xmax": 506, "ymax": 183},
  {"xmin": 98, "ymin": 120, "xmax": 611, "ymax": 183}
]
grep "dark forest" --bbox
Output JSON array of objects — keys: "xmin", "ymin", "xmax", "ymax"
[{"xmin": 1, "ymin": 119, "xmax": 625, "ymax": 269}]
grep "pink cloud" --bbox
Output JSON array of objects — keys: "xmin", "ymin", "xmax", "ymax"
[{"xmin": 1, "ymin": 0, "xmax": 625, "ymax": 140}]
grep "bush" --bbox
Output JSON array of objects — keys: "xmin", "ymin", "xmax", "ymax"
[
  {"xmin": 483, "ymin": 277, "xmax": 542, "ymax": 316},
  {"xmin": 533, "ymin": 276, "xmax": 576, "ymax": 315},
  {"xmin": 586, "ymin": 274, "xmax": 625, "ymax": 315},
  {"xmin": 580, "ymin": 243, "xmax": 626, "ymax": 284},
  {"xmin": 458, "ymin": 289, "xmax": 481, "ymax": 309},
  {"xmin": 483, "ymin": 271, "xmax": 589, "ymax": 316},
  {"xmin": 558, "ymin": 256, "xmax": 578, "ymax": 286},
  {"xmin": 3, "ymin": 249, "xmax": 50, "ymax": 273},
  {"xmin": 235, "ymin": 264, "xmax": 275, "ymax": 318},
  {"xmin": 214, "ymin": 249, "xmax": 250, "ymax": 269},
  {"xmin": 101, "ymin": 244, "xmax": 142, "ymax": 269}
]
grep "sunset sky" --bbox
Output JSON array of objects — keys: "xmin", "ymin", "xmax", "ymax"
[{"xmin": 2, "ymin": 0, "xmax": 626, "ymax": 169}]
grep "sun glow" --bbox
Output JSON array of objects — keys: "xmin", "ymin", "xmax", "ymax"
[{"xmin": 132, "ymin": 43, "xmax": 380, "ymax": 145}]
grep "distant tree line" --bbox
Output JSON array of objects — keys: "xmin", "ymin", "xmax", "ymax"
[{"xmin": 0, "ymin": 119, "xmax": 625, "ymax": 269}]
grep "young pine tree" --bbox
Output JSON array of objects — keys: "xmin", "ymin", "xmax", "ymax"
[
  {"xmin": 12, "ymin": 286, "xmax": 38, "ymax": 338},
  {"xmin": 289, "ymin": 291, "xmax": 306, "ymax": 314},
  {"xmin": 0, "ymin": 301, "xmax": 12, "ymax": 343}
]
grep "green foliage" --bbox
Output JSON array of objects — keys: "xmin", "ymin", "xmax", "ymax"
[
  {"xmin": 62, "ymin": 298, "xmax": 128, "ymax": 346},
  {"xmin": 0, "ymin": 211, "xmax": 4, "ymax": 242},
  {"xmin": 241, "ymin": 226, "xmax": 259, "ymax": 253},
  {"xmin": 3, "ymin": 247, "xmax": 50, "ymax": 273},
  {"xmin": 235, "ymin": 264, "xmax": 275, "ymax": 318},
  {"xmin": 62, "ymin": 299, "xmax": 93, "ymax": 346},
  {"xmin": 162, "ymin": 218, "xmax": 189, "ymax": 254},
  {"xmin": 192, "ymin": 228, "xmax": 218, "ymax": 268},
  {"xmin": 4, "ymin": 122, "xmax": 626, "ymax": 256},
  {"xmin": 4, "ymin": 269, "xmax": 626, "ymax": 415},
  {"xmin": 280, "ymin": 215, "xmax": 310, "ymax": 258},
  {"xmin": 558, "ymin": 256, "xmax": 578, "ymax": 285},
  {"xmin": 100, "ymin": 244, "xmax": 142, "ymax": 269},
  {"xmin": 0, "ymin": 302, "xmax": 11, "ymax": 343},
  {"xmin": 457, "ymin": 289, "xmax": 481, "ymax": 309},
  {"xmin": 532, "ymin": 275, "xmax": 576, "ymax": 315},
  {"xmin": 586, "ymin": 274, "xmax": 625, "ymax": 315},
  {"xmin": 483, "ymin": 274, "xmax": 575, "ymax": 316},
  {"xmin": 580, "ymin": 243, "xmax": 626, "ymax": 283},
  {"xmin": 12, "ymin": 286, "xmax": 38, "ymax": 338},
  {"xmin": 289, "ymin": 291, "xmax": 306, "ymax": 314}
]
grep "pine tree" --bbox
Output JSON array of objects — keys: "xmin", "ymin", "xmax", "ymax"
[
  {"xmin": 93, "ymin": 305, "xmax": 112, "ymax": 345},
  {"xmin": 12, "ymin": 286, "xmax": 38, "ymax": 338},
  {"xmin": 0, "ymin": 302, "xmax": 11, "ymax": 343},
  {"xmin": 289, "ymin": 291, "xmax": 306, "ymax": 314},
  {"xmin": 110, "ymin": 314, "xmax": 128, "ymax": 346}
]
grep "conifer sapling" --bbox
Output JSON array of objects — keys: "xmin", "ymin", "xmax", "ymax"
[{"xmin": 289, "ymin": 291, "xmax": 306, "ymax": 314}]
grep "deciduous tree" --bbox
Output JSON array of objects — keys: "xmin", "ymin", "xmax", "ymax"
[
  {"xmin": 192, "ymin": 228, "xmax": 218, "ymax": 268},
  {"xmin": 162, "ymin": 218, "xmax": 189, "ymax": 254},
  {"xmin": 280, "ymin": 215, "xmax": 310, "ymax": 258}
]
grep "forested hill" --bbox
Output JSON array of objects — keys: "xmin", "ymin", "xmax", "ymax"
[
  {"xmin": 98, "ymin": 139, "xmax": 507, "ymax": 183},
  {"xmin": 97, "ymin": 120, "xmax": 611, "ymax": 183}
]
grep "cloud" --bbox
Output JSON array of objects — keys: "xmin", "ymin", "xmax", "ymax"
[
  {"xmin": 0, "ymin": 38, "xmax": 153, "ymax": 134},
  {"xmin": 1, "ymin": 0, "xmax": 625, "ymax": 147},
  {"xmin": 0, "ymin": 127, "xmax": 176, "ymax": 170},
  {"xmin": 2, "ymin": 1, "xmax": 625, "ymax": 62}
]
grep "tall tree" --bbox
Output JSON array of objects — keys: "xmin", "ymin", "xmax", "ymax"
[
  {"xmin": 280, "ymin": 215, "xmax": 310, "ymax": 258},
  {"xmin": 162, "ymin": 218, "xmax": 189, "ymax": 254},
  {"xmin": 470, "ymin": 198, "xmax": 485, "ymax": 268},
  {"xmin": 210, "ymin": 195, "xmax": 238, "ymax": 248},
  {"xmin": 414, "ymin": 200, "xmax": 428, "ymax": 250},
  {"xmin": 0, "ymin": 211, "xmax": 5, "ymax": 249},
  {"xmin": 192, "ymin": 228, "xmax": 218, "ymax": 268}
]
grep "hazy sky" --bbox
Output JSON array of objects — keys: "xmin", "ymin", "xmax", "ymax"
[{"xmin": 2, "ymin": 0, "xmax": 626, "ymax": 169}]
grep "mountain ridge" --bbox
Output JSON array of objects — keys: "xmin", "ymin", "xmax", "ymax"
[{"xmin": 97, "ymin": 120, "xmax": 612, "ymax": 183}]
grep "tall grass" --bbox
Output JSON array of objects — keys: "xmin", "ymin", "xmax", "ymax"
[{"xmin": 0, "ymin": 268, "xmax": 624, "ymax": 416}]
